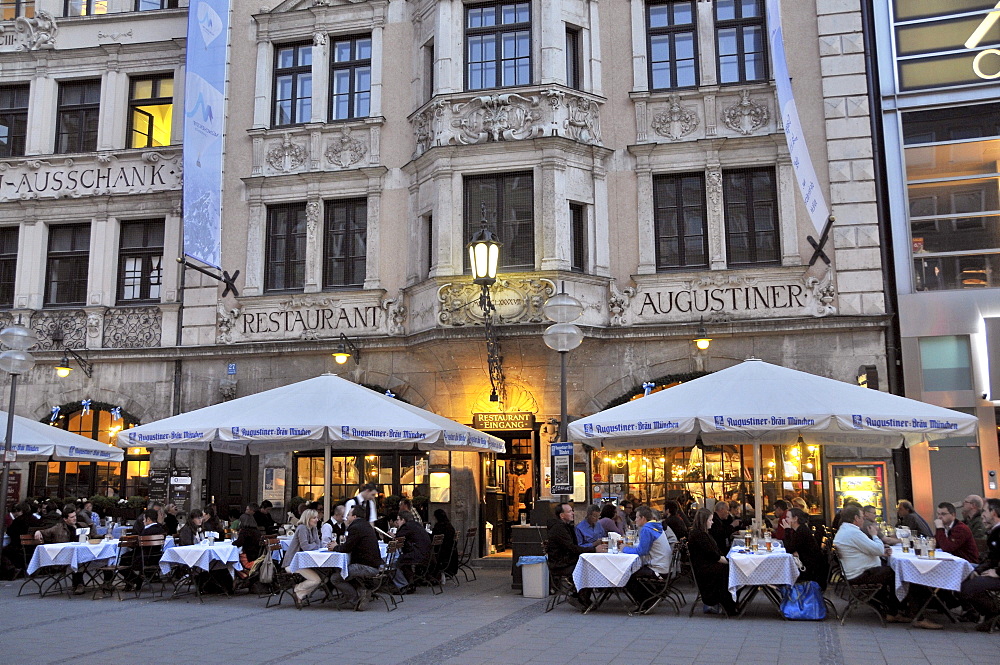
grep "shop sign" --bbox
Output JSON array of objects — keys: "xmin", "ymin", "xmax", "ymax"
[
  {"xmin": 438, "ymin": 277, "xmax": 556, "ymax": 326},
  {"xmin": 0, "ymin": 152, "xmax": 182, "ymax": 202},
  {"xmin": 148, "ymin": 470, "xmax": 169, "ymax": 503},
  {"xmin": 630, "ymin": 270, "xmax": 835, "ymax": 324},
  {"xmin": 219, "ymin": 292, "xmax": 395, "ymax": 344},
  {"xmin": 472, "ymin": 412, "xmax": 535, "ymax": 430},
  {"xmin": 550, "ymin": 443, "xmax": 574, "ymax": 495},
  {"xmin": 6, "ymin": 471, "xmax": 20, "ymax": 503}
]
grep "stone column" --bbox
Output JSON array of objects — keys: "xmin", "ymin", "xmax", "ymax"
[
  {"xmin": 635, "ymin": 165, "xmax": 656, "ymax": 274},
  {"xmin": 629, "ymin": 0, "xmax": 648, "ymax": 92},
  {"xmin": 304, "ymin": 198, "xmax": 322, "ymax": 293},
  {"xmin": 311, "ymin": 33, "xmax": 329, "ymax": 123},
  {"xmin": 171, "ymin": 62, "xmax": 186, "ymax": 146},
  {"xmin": 591, "ymin": 155, "xmax": 610, "ymax": 276},
  {"xmin": 99, "ymin": 56, "xmax": 128, "ymax": 151},
  {"xmin": 244, "ymin": 192, "xmax": 265, "ymax": 296},
  {"xmin": 252, "ymin": 40, "xmax": 273, "ymax": 129},
  {"xmin": 87, "ymin": 212, "xmax": 115, "ymax": 307},
  {"xmin": 587, "ymin": 0, "xmax": 603, "ymax": 96},
  {"xmin": 539, "ymin": 0, "xmax": 562, "ymax": 84},
  {"xmin": 436, "ymin": 0, "xmax": 460, "ymax": 94},
  {"xmin": 369, "ymin": 17, "xmax": 385, "ymax": 117},
  {"xmin": 363, "ymin": 175, "xmax": 382, "ymax": 290},
  {"xmin": 15, "ymin": 216, "xmax": 46, "ymax": 310},
  {"xmin": 431, "ymin": 169, "xmax": 458, "ymax": 277},
  {"xmin": 539, "ymin": 157, "xmax": 568, "ymax": 271},
  {"xmin": 27, "ymin": 71, "xmax": 57, "ymax": 155},
  {"xmin": 696, "ymin": 0, "xmax": 717, "ymax": 86},
  {"xmin": 705, "ymin": 165, "xmax": 727, "ymax": 270}
]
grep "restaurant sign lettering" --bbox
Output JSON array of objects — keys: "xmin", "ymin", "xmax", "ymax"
[{"xmin": 472, "ymin": 412, "xmax": 535, "ymax": 430}]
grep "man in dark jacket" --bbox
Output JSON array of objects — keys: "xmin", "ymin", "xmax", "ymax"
[
  {"xmin": 34, "ymin": 504, "xmax": 87, "ymax": 594},
  {"xmin": 332, "ymin": 505, "xmax": 383, "ymax": 610},
  {"xmin": 255, "ymin": 500, "xmax": 278, "ymax": 535},
  {"xmin": 392, "ymin": 510, "xmax": 430, "ymax": 591},
  {"xmin": 709, "ymin": 501, "xmax": 737, "ymax": 554},
  {"xmin": 123, "ymin": 508, "xmax": 166, "ymax": 591},
  {"xmin": 959, "ymin": 498, "xmax": 1000, "ymax": 630},
  {"xmin": 546, "ymin": 502, "xmax": 607, "ymax": 608},
  {"xmin": 896, "ymin": 500, "xmax": 933, "ymax": 537},
  {"xmin": 5, "ymin": 503, "xmax": 38, "ymax": 572}
]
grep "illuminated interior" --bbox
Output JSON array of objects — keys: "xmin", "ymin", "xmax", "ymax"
[{"xmin": 129, "ymin": 77, "xmax": 173, "ymax": 148}]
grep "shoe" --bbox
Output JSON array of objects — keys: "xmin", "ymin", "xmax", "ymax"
[
  {"xmin": 336, "ymin": 599, "xmax": 356, "ymax": 610},
  {"xmin": 292, "ymin": 593, "xmax": 303, "ymax": 610},
  {"xmin": 566, "ymin": 595, "xmax": 584, "ymax": 610},
  {"xmin": 703, "ymin": 604, "xmax": 722, "ymax": 615},
  {"xmin": 400, "ymin": 585, "xmax": 416, "ymax": 595},
  {"xmin": 958, "ymin": 610, "xmax": 981, "ymax": 623},
  {"xmin": 884, "ymin": 614, "xmax": 909, "ymax": 624},
  {"xmin": 73, "ymin": 585, "xmax": 85, "ymax": 596},
  {"xmin": 912, "ymin": 618, "xmax": 943, "ymax": 630},
  {"xmin": 354, "ymin": 597, "xmax": 366, "ymax": 612},
  {"xmin": 976, "ymin": 621, "xmax": 995, "ymax": 633}
]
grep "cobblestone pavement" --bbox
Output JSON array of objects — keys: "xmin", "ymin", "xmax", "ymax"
[{"xmin": 0, "ymin": 569, "xmax": 994, "ymax": 665}]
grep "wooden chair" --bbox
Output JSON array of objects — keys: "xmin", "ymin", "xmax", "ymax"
[
  {"xmin": 358, "ymin": 540, "xmax": 400, "ymax": 612},
  {"xmin": 92, "ymin": 534, "xmax": 138, "ymax": 600},
  {"xmin": 456, "ymin": 527, "xmax": 478, "ymax": 582},
  {"xmin": 630, "ymin": 542, "xmax": 687, "ymax": 616},
  {"xmin": 410, "ymin": 534, "xmax": 444, "ymax": 595},
  {"xmin": 831, "ymin": 547, "xmax": 885, "ymax": 627},
  {"xmin": 18, "ymin": 534, "xmax": 67, "ymax": 597},
  {"xmin": 133, "ymin": 534, "xmax": 166, "ymax": 599}
]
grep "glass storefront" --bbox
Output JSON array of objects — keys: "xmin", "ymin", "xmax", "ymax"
[{"xmin": 590, "ymin": 441, "xmax": 824, "ymax": 516}]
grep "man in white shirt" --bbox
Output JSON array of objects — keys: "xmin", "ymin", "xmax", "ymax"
[
  {"xmin": 343, "ymin": 483, "xmax": 379, "ymax": 524},
  {"xmin": 833, "ymin": 504, "xmax": 905, "ymax": 623},
  {"xmin": 320, "ymin": 504, "xmax": 346, "ymax": 547}
]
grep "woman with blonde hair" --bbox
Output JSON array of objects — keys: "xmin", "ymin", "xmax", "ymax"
[{"xmin": 281, "ymin": 508, "xmax": 322, "ymax": 608}]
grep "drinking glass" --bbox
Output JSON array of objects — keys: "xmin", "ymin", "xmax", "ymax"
[{"xmin": 901, "ymin": 538, "xmax": 910, "ymax": 554}]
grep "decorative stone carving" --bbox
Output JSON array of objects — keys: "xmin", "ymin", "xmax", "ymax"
[
  {"xmin": 305, "ymin": 201, "xmax": 320, "ymax": 241},
  {"xmin": 438, "ymin": 277, "xmax": 556, "ymax": 326},
  {"xmin": 806, "ymin": 267, "xmax": 837, "ymax": 317},
  {"xmin": 566, "ymin": 96, "xmax": 602, "ymax": 144},
  {"xmin": 452, "ymin": 93, "xmax": 543, "ymax": 144},
  {"xmin": 10, "ymin": 11, "xmax": 59, "ymax": 51},
  {"xmin": 217, "ymin": 302, "xmax": 242, "ymax": 345},
  {"xmin": 706, "ymin": 169, "xmax": 723, "ymax": 213},
  {"xmin": 219, "ymin": 378, "xmax": 238, "ymax": 401},
  {"xmin": 312, "ymin": 32, "xmax": 327, "ymax": 47},
  {"xmin": 86, "ymin": 311, "xmax": 102, "ymax": 338},
  {"xmin": 381, "ymin": 297, "xmax": 406, "ymax": 337},
  {"xmin": 650, "ymin": 94, "xmax": 699, "ymax": 141},
  {"xmin": 722, "ymin": 89, "xmax": 769, "ymax": 135},
  {"xmin": 324, "ymin": 126, "xmax": 367, "ymax": 168},
  {"xmin": 413, "ymin": 99, "xmax": 446, "ymax": 154},
  {"xmin": 265, "ymin": 134, "xmax": 307, "ymax": 172},
  {"xmin": 607, "ymin": 278, "xmax": 636, "ymax": 327}
]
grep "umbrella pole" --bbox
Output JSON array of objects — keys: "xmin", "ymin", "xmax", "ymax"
[
  {"xmin": 323, "ymin": 445, "xmax": 331, "ymax": 519},
  {"xmin": 753, "ymin": 444, "xmax": 763, "ymax": 530}
]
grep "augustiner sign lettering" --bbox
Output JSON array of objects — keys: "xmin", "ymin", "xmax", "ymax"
[{"xmin": 473, "ymin": 412, "xmax": 535, "ymax": 430}]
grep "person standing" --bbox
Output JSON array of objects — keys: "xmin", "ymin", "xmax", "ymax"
[{"xmin": 344, "ymin": 483, "xmax": 379, "ymax": 523}]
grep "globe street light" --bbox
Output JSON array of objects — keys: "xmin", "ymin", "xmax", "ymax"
[
  {"xmin": 542, "ymin": 289, "xmax": 584, "ymax": 442},
  {"xmin": 0, "ymin": 323, "xmax": 36, "ymax": 553}
]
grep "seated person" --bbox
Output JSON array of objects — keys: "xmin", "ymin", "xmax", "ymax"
[
  {"xmin": 177, "ymin": 509, "xmax": 205, "ymax": 545},
  {"xmin": 708, "ymin": 501, "xmax": 737, "ymax": 554},
  {"xmin": 896, "ymin": 499, "xmax": 933, "ymax": 537},
  {"xmin": 392, "ymin": 510, "xmax": 431, "ymax": 591},
  {"xmin": 597, "ymin": 503, "xmax": 623, "ymax": 536},
  {"xmin": 863, "ymin": 505, "xmax": 899, "ymax": 545},
  {"xmin": 622, "ymin": 506, "xmax": 673, "ymax": 606},
  {"xmin": 575, "ymin": 504, "xmax": 607, "ymax": 546},
  {"xmin": 238, "ymin": 504, "xmax": 261, "ymax": 532},
  {"xmin": 281, "ymin": 509, "xmax": 322, "ymax": 607},
  {"xmin": 399, "ymin": 498, "xmax": 422, "ymax": 526},
  {"xmin": 122, "ymin": 508, "xmax": 166, "ymax": 592},
  {"xmin": 431, "ymin": 509, "xmax": 458, "ymax": 578},
  {"xmin": 687, "ymin": 508, "xmax": 737, "ymax": 615},
  {"xmin": 661, "ymin": 500, "xmax": 688, "ymax": 540},
  {"xmin": 320, "ymin": 504, "xmax": 347, "ymax": 547},
  {"xmin": 5, "ymin": 502, "xmax": 38, "ymax": 572},
  {"xmin": 934, "ymin": 501, "xmax": 978, "ymax": 564},
  {"xmin": 34, "ymin": 504, "xmax": 87, "ymax": 595},
  {"xmin": 331, "ymin": 505, "xmax": 383, "ymax": 611},
  {"xmin": 832, "ymin": 505, "xmax": 906, "ymax": 624},
  {"xmin": 770, "ymin": 500, "xmax": 789, "ymax": 541},
  {"xmin": 546, "ymin": 502, "xmax": 607, "ymax": 608},
  {"xmin": 962, "ymin": 495, "xmax": 987, "ymax": 539},
  {"xmin": 959, "ymin": 498, "xmax": 1000, "ymax": 630},
  {"xmin": 783, "ymin": 507, "xmax": 827, "ymax": 589},
  {"xmin": 76, "ymin": 501, "xmax": 99, "ymax": 537},
  {"xmin": 234, "ymin": 514, "xmax": 264, "ymax": 578},
  {"xmin": 255, "ymin": 500, "xmax": 278, "ymax": 536}
]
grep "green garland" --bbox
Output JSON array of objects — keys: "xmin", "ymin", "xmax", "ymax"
[{"xmin": 601, "ymin": 371, "xmax": 710, "ymax": 411}]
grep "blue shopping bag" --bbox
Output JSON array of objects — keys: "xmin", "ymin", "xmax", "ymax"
[{"xmin": 779, "ymin": 581, "xmax": 826, "ymax": 620}]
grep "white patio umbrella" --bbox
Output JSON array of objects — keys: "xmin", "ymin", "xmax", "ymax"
[
  {"xmin": 124, "ymin": 374, "xmax": 504, "ymax": 516},
  {"xmin": 0, "ymin": 410, "xmax": 124, "ymax": 462},
  {"xmin": 568, "ymin": 359, "xmax": 978, "ymax": 526}
]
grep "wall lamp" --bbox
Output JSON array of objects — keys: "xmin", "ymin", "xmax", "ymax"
[
  {"xmin": 331, "ymin": 333, "xmax": 360, "ymax": 365},
  {"xmin": 51, "ymin": 329, "xmax": 93, "ymax": 378},
  {"xmin": 693, "ymin": 318, "xmax": 712, "ymax": 351}
]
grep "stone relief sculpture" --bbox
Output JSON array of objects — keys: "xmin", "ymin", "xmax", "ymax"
[
  {"xmin": 650, "ymin": 94, "xmax": 699, "ymax": 141},
  {"xmin": 12, "ymin": 11, "xmax": 59, "ymax": 51},
  {"xmin": 305, "ymin": 201, "xmax": 320, "ymax": 241},
  {"xmin": 806, "ymin": 267, "xmax": 837, "ymax": 317},
  {"xmin": 325, "ymin": 126, "xmax": 367, "ymax": 168},
  {"xmin": 438, "ymin": 278, "xmax": 555, "ymax": 326},
  {"xmin": 721, "ymin": 89, "xmax": 769, "ymax": 135},
  {"xmin": 381, "ymin": 297, "xmax": 407, "ymax": 337},
  {"xmin": 607, "ymin": 278, "xmax": 636, "ymax": 327},
  {"xmin": 565, "ymin": 96, "xmax": 602, "ymax": 144},
  {"xmin": 265, "ymin": 133, "xmax": 307, "ymax": 172},
  {"xmin": 217, "ymin": 302, "xmax": 242, "ymax": 345},
  {"xmin": 452, "ymin": 93, "xmax": 543, "ymax": 144}
]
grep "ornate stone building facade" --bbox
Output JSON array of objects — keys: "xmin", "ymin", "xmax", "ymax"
[{"xmin": 1, "ymin": 0, "xmax": 900, "ymax": 545}]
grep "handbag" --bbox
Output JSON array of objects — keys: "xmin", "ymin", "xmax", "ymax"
[
  {"xmin": 779, "ymin": 581, "xmax": 825, "ymax": 620},
  {"xmin": 255, "ymin": 551, "xmax": 276, "ymax": 584}
]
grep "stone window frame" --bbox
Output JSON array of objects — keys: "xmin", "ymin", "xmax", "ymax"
[
  {"xmin": 464, "ymin": 0, "xmax": 533, "ymax": 92},
  {"xmin": 652, "ymin": 171, "xmax": 709, "ymax": 270},
  {"xmin": 127, "ymin": 73, "xmax": 174, "ymax": 149},
  {"xmin": 55, "ymin": 79, "xmax": 102, "ymax": 155},
  {"xmin": 714, "ymin": 0, "xmax": 768, "ymax": 86},
  {"xmin": 0, "ymin": 83, "xmax": 30, "ymax": 158},
  {"xmin": 272, "ymin": 40, "xmax": 314, "ymax": 128},
  {"xmin": 323, "ymin": 196, "xmax": 368, "ymax": 289},
  {"xmin": 116, "ymin": 218, "xmax": 164, "ymax": 304},
  {"xmin": 646, "ymin": 0, "xmax": 700, "ymax": 91},
  {"xmin": 264, "ymin": 201, "xmax": 308, "ymax": 294},
  {"xmin": 329, "ymin": 34, "xmax": 372, "ymax": 122},
  {"xmin": 722, "ymin": 166, "xmax": 780, "ymax": 266},
  {"xmin": 0, "ymin": 226, "xmax": 18, "ymax": 309},
  {"xmin": 45, "ymin": 223, "xmax": 91, "ymax": 307}
]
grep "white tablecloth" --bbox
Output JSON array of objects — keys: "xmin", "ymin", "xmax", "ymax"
[
  {"xmin": 159, "ymin": 542, "xmax": 242, "ymax": 575},
  {"xmin": 27, "ymin": 541, "xmax": 119, "ymax": 574},
  {"xmin": 573, "ymin": 553, "xmax": 642, "ymax": 589},
  {"xmin": 887, "ymin": 545, "xmax": 976, "ymax": 600},
  {"xmin": 286, "ymin": 542, "xmax": 389, "ymax": 572},
  {"xmin": 727, "ymin": 547, "xmax": 799, "ymax": 600}
]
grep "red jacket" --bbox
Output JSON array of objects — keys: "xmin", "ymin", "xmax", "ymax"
[{"xmin": 935, "ymin": 520, "xmax": 978, "ymax": 564}]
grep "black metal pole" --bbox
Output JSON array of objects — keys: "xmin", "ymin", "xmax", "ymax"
[
  {"xmin": 0, "ymin": 373, "xmax": 19, "ymax": 553},
  {"xmin": 559, "ymin": 351, "xmax": 568, "ymax": 442}
]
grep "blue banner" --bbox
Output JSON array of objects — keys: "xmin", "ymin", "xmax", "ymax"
[
  {"xmin": 183, "ymin": 0, "xmax": 231, "ymax": 268},
  {"xmin": 765, "ymin": 0, "xmax": 830, "ymax": 235}
]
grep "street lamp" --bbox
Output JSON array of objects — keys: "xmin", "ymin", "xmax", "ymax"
[
  {"xmin": 542, "ymin": 288, "xmax": 584, "ymax": 442},
  {"xmin": 0, "ymin": 323, "xmax": 37, "ymax": 553},
  {"xmin": 467, "ymin": 202, "xmax": 505, "ymax": 402},
  {"xmin": 693, "ymin": 317, "xmax": 712, "ymax": 351},
  {"xmin": 331, "ymin": 333, "xmax": 360, "ymax": 365}
]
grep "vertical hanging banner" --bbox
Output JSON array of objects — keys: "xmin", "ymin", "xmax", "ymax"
[
  {"xmin": 183, "ymin": 0, "xmax": 231, "ymax": 269},
  {"xmin": 765, "ymin": 0, "xmax": 830, "ymax": 235}
]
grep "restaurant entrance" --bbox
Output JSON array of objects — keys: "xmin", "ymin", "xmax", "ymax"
[{"xmin": 481, "ymin": 429, "xmax": 535, "ymax": 553}]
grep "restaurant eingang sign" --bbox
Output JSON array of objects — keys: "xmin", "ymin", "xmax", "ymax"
[{"xmin": 472, "ymin": 412, "xmax": 535, "ymax": 430}]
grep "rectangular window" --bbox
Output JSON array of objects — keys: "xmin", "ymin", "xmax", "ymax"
[
  {"xmin": 273, "ymin": 42, "xmax": 312, "ymax": 127},
  {"xmin": 715, "ymin": 0, "xmax": 767, "ymax": 85},
  {"xmin": 0, "ymin": 84, "xmax": 29, "ymax": 158},
  {"xmin": 570, "ymin": 203, "xmax": 586, "ymax": 272},
  {"xmin": 1, "ymin": 0, "xmax": 33, "ymax": 20},
  {"xmin": 265, "ymin": 203, "xmax": 307, "ymax": 292},
  {"xmin": 45, "ymin": 224, "xmax": 90, "ymax": 306},
  {"xmin": 117, "ymin": 220, "xmax": 163, "ymax": 304},
  {"xmin": 128, "ymin": 75, "xmax": 173, "ymax": 148},
  {"xmin": 904, "ymin": 104, "xmax": 1000, "ymax": 291},
  {"xmin": 424, "ymin": 41, "xmax": 435, "ymax": 103},
  {"xmin": 65, "ymin": 0, "xmax": 107, "ymax": 15},
  {"xmin": 330, "ymin": 35, "xmax": 372, "ymax": 121},
  {"xmin": 648, "ymin": 1, "xmax": 698, "ymax": 89},
  {"xmin": 426, "ymin": 213, "xmax": 434, "ymax": 278},
  {"xmin": 55, "ymin": 80, "xmax": 101, "ymax": 154},
  {"xmin": 465, "ymin": 172, "xmax": 534, "ymax": 271},
  {"xmin": 0, "ymin": 226, "xmax": 17, "ymax": 309},
  {"xmin": 466, "ymin": 2, "xmax": 531, "ymax": 91},
  {"xmin": 566, "ymin": 27, "xmax": 581, "ymax": 90},
  {"xmin": 135, "ymin": 0, "xmax": 177, "ymax": 10},
  {"xmin": 723, "ymin": 167, "xmax": 779, "ymax": 266},
  {"xmin": 919, "ymin": 336, "xmax": 973, "ymax": 392},
  {"xmin": 324, "ymin": 198, "xmax": 367, "ymax": 288},
  {"xmin": 653, "ymin": 173, "xmax": 708, "ymax": 269}
]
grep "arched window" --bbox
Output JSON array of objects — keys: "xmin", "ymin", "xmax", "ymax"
[{"xmin": 29, "ymin": 403, "xmax": 145, "ymax": 499}]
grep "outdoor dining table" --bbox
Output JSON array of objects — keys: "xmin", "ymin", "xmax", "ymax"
[
  {"xmin": 158, "ymin": 540, "xmax": 243, "ymax": 576},
  {"xmin": 887, "ymin": 545, "xmax": 975, "ymax": 623},
  {"xmin": 27, "ymin": 540, "xmax": 120, "ymax": 575},
  {"xmin": 286, "ymin": 541, "xmax": 389, "ymax": 572},
  {"xmin": 571, "ymin": 552, "xmax": 643, "ymax": 614},
  {"xmin": 727, "ymin": 543, "xmax": 800, "ymax": 616}
]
